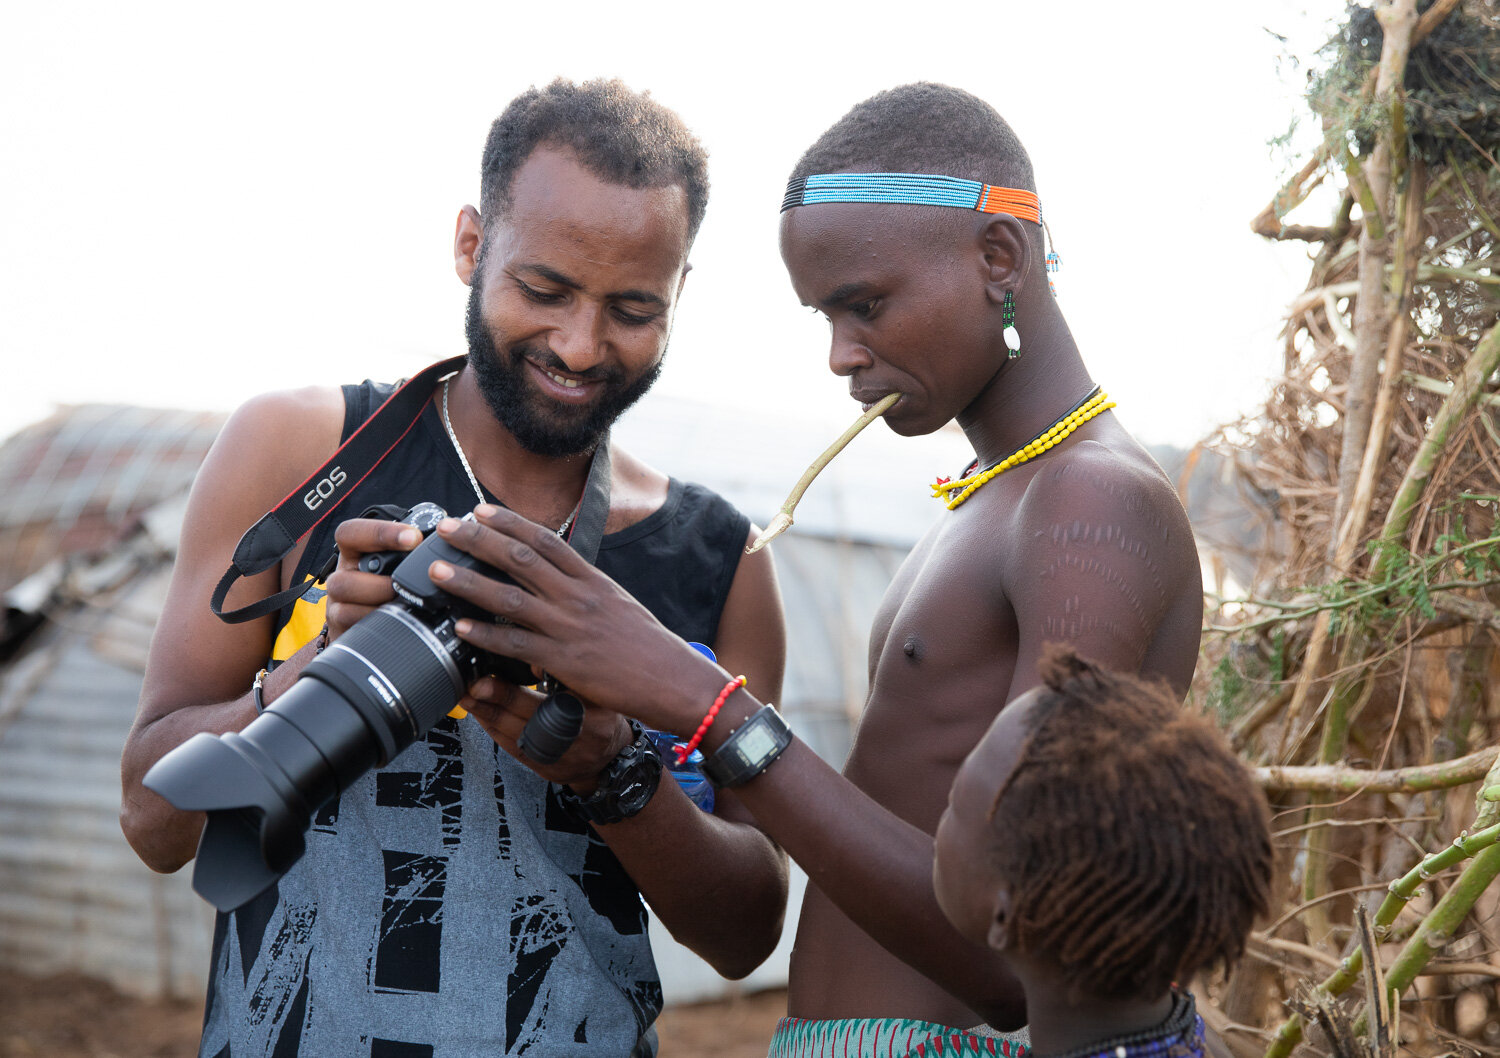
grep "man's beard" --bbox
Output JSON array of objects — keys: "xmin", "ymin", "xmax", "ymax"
[{"xmin": 464, "ymin": 281, "xmax": 664, "ymax": 457}]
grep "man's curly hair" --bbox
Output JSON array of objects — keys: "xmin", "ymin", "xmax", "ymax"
[
  {"xmin": 479, "ymin": 77, "xmax": 709, "ymax": 244},
  {"xmin": 987, "ymin": 645, "xmax": 1273, "ymax": 1001}
]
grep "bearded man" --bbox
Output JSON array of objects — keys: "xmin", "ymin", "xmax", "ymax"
[{"xmin": 121, "ymin": 79, "xmax": 788, "ymax": 1058}]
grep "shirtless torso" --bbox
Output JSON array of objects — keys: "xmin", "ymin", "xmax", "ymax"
[{"xmin": 790, "ymin": 421, "xmax": 1203, "ymax": 1025}]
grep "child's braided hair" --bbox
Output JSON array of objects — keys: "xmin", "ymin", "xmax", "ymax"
[{"xmin": 987, "ymin": 644, "xmax": 1273, "ymax": 1000}]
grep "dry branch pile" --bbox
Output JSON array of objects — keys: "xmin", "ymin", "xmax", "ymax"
[{"xmin": 1193, "ymin": 2, "xmax": 1500, "ymax": 1055}]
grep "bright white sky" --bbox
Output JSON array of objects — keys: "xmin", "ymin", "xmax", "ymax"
[{"xmin": 1, "ymin": 1, "xmax": 1348, "ymax": 450}]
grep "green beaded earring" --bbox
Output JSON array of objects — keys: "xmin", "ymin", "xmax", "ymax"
[{"xmin": 1002, "ymin": 290, "xmax": 1020, "ymax": 360}]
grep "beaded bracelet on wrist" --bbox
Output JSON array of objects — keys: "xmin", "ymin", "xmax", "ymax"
[
  {"xmin": 252, "ymin": 668, "xmax": 270, "ymax": 713},
  {"xmin": 675, "ymin": 676, "xmax": 746, "ymax": 765}
]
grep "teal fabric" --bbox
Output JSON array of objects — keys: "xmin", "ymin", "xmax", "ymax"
[{"xmin": 768, "ymin": 1016, "xmax": 1030, "ymax": 1058}]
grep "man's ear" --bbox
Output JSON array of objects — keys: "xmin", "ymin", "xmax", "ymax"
[
  {"xmin": 455, "ymin": 205, "xmax": 484, "ymax": 286},
  {"xmin": 985, "ymin": 886, "xmax": 1013, "ymax": 952},
  {"xmin": 977, "ymin": 214, "xmax": 1031, "ymax": 306},
  {"xmin": 676, "ymin": 261, "xmax": 692, "ymax": 298}
]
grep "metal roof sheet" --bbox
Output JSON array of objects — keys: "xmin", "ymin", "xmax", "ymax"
[{"xmin": 0, "ymin": 404, "xmax": 225, "ymax": 592}]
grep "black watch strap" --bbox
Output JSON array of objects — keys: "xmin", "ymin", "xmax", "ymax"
[
  {"xmin": 701, "ymin": 705, "xmax": 792, "ymax": 788},
  {"xmin": 556, "ymin": 719, "xmax": 662, "ymax": 825}
]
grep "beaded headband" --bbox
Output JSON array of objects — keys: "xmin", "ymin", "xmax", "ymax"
[{"xmin": 781, "ymin": 172, "xmax": 1042, "ymax": 224}]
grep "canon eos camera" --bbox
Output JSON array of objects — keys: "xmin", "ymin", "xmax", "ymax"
[{"xmin": 144, "ymin": 502, "xmax": 584, "ymax": 911}]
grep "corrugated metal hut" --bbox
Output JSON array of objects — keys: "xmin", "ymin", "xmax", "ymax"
[{"xmin": 0, "ymin": 407, "xmax": 226, "ymax": 1000}]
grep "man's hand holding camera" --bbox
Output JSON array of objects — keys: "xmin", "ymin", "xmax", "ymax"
[
  {"xmin": 324, "ymin": 509, "xmax": 637, "ymax": 791},
  {"xmin": 323, "ymin": 517, "xmax": 425, "ymax": 639},
  {"xmin": 424, "ymin": 503, "xmax": 730, "ymax": 744},
  {"xmin": 459, "ymin": 676, "xmax": 634, "ymax": 792}
]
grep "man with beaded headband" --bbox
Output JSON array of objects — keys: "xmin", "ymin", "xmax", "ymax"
[
  {"xmin": 933, "ymin": 645, "xmax": 1273, "ymax": 1058},
  {"xmin": 420, "ymin": 83, "xmax": 1205, "ymax": 1054}
]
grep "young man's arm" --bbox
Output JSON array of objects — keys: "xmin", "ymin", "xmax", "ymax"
[
  {"xmin": 603, "ymin": 529, "xmax": 790, "ymax": 978},
  {"xmin": 119, "ymin": 387, "xmax": 347, "ymax": 871},
  {"xmin": 458, "ymin": 528, "xmax": 791, "ymax": 980},
  {"xmin": 425, "ymin": 458, "xmax": 1196, "ymax": 1025},
  {"xmin": 438, "ymin": 507, "xmax": 1020, "ymax": 1021}
]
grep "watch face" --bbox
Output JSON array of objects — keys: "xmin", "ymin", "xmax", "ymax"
[
  {"xmin": 701, "ymin": 705, "xmax": 789, "ymax": 789},
  {"xmin": 734, "ymin": 720, "xmax": 778, "ymax": 765},
  {"xmin": 618, "ymin": 772, "xmax": 650, "ymax": 803},
  {"xmin": 613, "ymin": 749, "xmax": 661, "ymax": 813}
]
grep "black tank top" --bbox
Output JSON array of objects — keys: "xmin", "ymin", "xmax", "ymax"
[
  {"xmin": 283, "ymin": 378, "xmax": 749, "ymax": 647},
  {"xmin": 199, "ymin": 378, "xmax": 751, "ymax": 1058}
]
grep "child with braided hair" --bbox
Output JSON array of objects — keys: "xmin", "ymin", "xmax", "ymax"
[{"xmin": 933, "ymin": 644, "xmax": 1274, "ymax": 1058}]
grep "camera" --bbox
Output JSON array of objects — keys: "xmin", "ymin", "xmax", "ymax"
[{"xmin": 143, "ymin": 502, "xmax": 584, "ymax": 912}]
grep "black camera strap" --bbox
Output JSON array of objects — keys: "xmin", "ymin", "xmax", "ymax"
[
  {"xmin": 210, "ymin": 355, "xmax": 613, "ymax": 624},
  {"xmin": 562, "ymin": 432, "xmax": 611, "ymax": 563}
]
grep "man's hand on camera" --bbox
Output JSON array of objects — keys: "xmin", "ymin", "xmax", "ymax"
[
  {"xmin": 430, "ymin": 506, "xmax": 719, "ymax": 736},
  {"xmin": 460, "ymin": 675, "xmax": 634, "ymax": 791},
  {"xmin": 322, "ymin": 518, "xmax": 424, "ymax": 640}
]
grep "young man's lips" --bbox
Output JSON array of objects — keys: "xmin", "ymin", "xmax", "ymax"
[{"xmin": 856, "ymin": 393, "xmax": 899, "ymax": 413}]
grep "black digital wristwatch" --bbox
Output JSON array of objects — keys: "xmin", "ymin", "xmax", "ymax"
[{"xmin": 701, "ymin": 705, "xmax": 793, "ymax": 788}]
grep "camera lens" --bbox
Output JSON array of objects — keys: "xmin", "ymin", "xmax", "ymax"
[
  {"xmin": 143, "ymin": 603, "xmax": 467, "ymax": 911},
  {"xmin": 144, "ymin": 500, "xmax": 587, "ymax": 912}
]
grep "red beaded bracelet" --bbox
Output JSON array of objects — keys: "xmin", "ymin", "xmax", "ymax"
[{"xmin": 675, "ymin": 676, "xmax": 746, "ymax": 765}]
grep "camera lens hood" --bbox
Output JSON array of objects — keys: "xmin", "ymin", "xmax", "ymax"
[{"xmin": 143, "ymin": 730, "xmax": 310, "ymax": 911}]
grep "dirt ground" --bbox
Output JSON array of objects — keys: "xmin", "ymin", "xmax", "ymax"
[{"xmin": 0, "ymin": 970, "xmax": 787, "ymax": 1058}]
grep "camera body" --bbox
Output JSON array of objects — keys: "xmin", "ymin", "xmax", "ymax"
[{"xmin": 359, "ymin": 501, "xmax": 534, "ymax": 687}]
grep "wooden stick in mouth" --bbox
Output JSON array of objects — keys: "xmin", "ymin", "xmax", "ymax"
[{"xmin": 745, "ymin": 393, "xmax": 901, "ymax": 554}]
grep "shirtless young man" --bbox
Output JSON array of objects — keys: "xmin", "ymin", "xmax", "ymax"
[{"xmin": 416, "ymin": 83, "xmax": 1204, "ymax": 1051}]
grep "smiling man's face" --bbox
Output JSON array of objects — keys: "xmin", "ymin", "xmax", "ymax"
[{"xmin": 465, "ymin": 144, "xmax": 691, "ymax": 456}]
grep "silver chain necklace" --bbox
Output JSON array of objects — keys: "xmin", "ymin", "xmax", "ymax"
[{"xmin": 442, "ymin": 376, "xmax": 575, "ymax": 538}]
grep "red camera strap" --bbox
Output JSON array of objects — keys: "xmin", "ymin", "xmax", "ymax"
[{"xmin": 210, "ymin": 356, "xmax": 465, "ymax": 624}]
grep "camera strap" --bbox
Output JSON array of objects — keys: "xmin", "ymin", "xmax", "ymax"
[{"xmin": 210, "ymin": 356, "xmax": 614, "ymax": 625}]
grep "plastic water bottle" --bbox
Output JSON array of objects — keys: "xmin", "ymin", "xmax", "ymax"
[{"xmin": 649, "ymin": 732, "xmax": 715, "ymax": 814}]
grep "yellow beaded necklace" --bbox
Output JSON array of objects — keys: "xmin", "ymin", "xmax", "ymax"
[{"xmin": 931, "ymin": 387, "xmax": 1115, "ymax": 510}]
